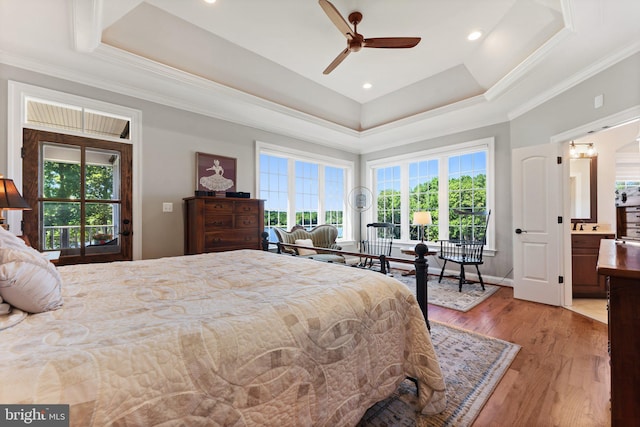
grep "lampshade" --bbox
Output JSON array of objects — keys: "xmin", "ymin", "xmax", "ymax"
[
  {"xmin": 0, "ymin": 178, "xmax": 31, "ymax": 210},
  {"xmin": 413, "ymin": 211, "xmax": 432, "ymax": 225}
]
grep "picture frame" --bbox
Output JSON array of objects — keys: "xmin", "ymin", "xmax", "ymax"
[{"xmin": 196, "ymin": 152, "xmax": 237, "ymax": 193}]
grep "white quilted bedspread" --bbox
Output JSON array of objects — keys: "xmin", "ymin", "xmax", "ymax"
[{"xmin": 0, "ymin": 250, "xmax": 445, "ymax": 426}]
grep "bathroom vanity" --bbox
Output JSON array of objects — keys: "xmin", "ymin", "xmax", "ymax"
[{"xmin": 571, "ymin": 228, "xmax": 615, "ymax": 297}]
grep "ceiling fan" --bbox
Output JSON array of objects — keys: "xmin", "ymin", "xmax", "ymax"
[{"xmin": 318, "ymin": 0, "xmax": 421, "ymax": 75}]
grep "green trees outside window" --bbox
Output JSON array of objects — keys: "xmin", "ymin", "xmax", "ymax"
[{"xmin": 43, "ymin": 159, "xmax": 115, "ymax": 249}]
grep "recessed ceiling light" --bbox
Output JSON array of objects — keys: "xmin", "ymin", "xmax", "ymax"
[
  {"xmin": 362, "ymin": 83, "xmax": 372, "ymax": 89},
  {"xmin": 467, "ymin": 31, "xmax": 482, "ymax": 41},
  {"xmin": 204, "ymin": 0, "xmax": 216, "ymax": 4}
]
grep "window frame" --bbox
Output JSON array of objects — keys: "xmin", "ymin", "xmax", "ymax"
[
  {"xmin": 365, "ymin": 137, "xmax": 495, "ymax": 252},
  {"xmin": 256, "ymin": 141, "xmax": 355, "ymax": 242}
]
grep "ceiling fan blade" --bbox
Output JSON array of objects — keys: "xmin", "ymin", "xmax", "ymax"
[
  {"xmin": 318, "ymin": 0, "xmax": 354, "ymax": 39},
  {"xmin": 323, "ymin": 48, "xmax": 351, "ymax": 75},
  {"xmin": 363, "ymin": 37, "xmax": 421, "ymax": 49}
]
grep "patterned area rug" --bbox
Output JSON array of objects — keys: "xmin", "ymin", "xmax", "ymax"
[
  {"xmin": 392, "ymin": 273, "xmax": 500, "ymax": 312},
  {"xmin": 358, "ymin": 322, "xmax": 521, "ymax": 426}
]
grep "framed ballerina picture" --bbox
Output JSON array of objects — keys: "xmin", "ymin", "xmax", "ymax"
[{"xmin": 196, "ymin": 152, "xmax": 237, "ymax": 194}]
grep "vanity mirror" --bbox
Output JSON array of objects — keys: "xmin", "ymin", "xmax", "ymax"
[{"xmin": 570, "ymin": 156, "xmax": 597, "ymax": 223}]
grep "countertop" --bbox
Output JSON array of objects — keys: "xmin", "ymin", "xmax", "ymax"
[
  {"xmin": 571, "ymin": 230, "xmax": 615, "ymax": 235},
  {"xmin": 596, "ymin": 239, "xmax": 640, "ymax": 279}
]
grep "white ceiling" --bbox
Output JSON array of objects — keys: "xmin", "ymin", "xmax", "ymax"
[{"xmin": 1, "ymin": 0, "xmax": 639, "ymax": 153}]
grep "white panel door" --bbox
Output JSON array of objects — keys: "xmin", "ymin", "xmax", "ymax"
[{"xmin": 512, "ymin": 144, "xmax": 562, "ymax": 305}]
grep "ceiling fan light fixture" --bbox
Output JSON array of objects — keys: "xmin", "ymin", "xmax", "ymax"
[
  {"xmin": 467, "ymin": 30, "xmax": 483, "ymax": 41},
  {"xmin": 318, "ymin": 0, "xmax": 421, "ymax": 74}
]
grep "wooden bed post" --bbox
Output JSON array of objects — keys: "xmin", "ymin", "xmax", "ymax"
[
  {"xmin": 379, "ymin": 255, "xmax": 387, "ymax": 274},
  {"xmin": 414, "ymin": 242, "xmax": 430, "ymax": 330}
]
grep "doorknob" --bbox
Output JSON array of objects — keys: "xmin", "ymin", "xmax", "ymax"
[{"xmin": 515, "ymin": 228, "xmax": 527, "ymax": 234}]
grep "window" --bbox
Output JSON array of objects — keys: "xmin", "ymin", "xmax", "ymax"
[
  {"xmin": 409, "ymin": 159, "xmax": 439, "ymax": 241},
  {"xmin": 616, "ymin": 180, "xmax": 640, "ymax": 193},
  {"xmin": 324, "ymin": 166, "xmax": 345, "ymax": 232},
  {"xmin": 257, "ymin": 143, "xmax": 353, "ymax": 242},
  {"xmin": 295, "ymin": 161, "xmax": 319, "ymax": 228},
  {"xmin": 40, "ymin": 143, "xmax": 121, "ymax": 253},
  {"xmin": 366, "ymin": 138, "xmax": 494, "ymax": 248},
  {"xmin": 375, "ymin": 166, "xmax": 401, "ymax": 238},
  {"xmin": 26, "ymin": 98, "xmax": 131, "ymax": 139},
  {"xmin": 448, "ymin": 151, "xmax": 487, "ymax": 241}
]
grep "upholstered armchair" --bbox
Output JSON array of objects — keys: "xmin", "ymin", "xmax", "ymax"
[{"xmin": 273, "ymin": 224, "xmax": 344, "ymax": 263}]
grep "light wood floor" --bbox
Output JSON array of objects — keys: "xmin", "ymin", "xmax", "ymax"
[{"xmin": 429, "ymin": 285, "xmax": 610, "ymax": 427}]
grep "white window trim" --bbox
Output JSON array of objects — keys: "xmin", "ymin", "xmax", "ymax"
[
  {"xmin": 365, "ymin": 137, "xmax": 495, "ymax": 253},
  {"xmin": 7, "ymin": 81, "xmax": 143, "ymax": 260},
  {"xmin": 255, "ymin": 141, "xmax": 355, "ymax": 241}
]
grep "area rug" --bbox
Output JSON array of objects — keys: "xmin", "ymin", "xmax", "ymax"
[
  {"xmin": 358, "ymin": 322, "xmax": 521, "ymax": 427},
  {"xmin": 392, "ymin": 273, "xmax": 500, "ymax": 312}
]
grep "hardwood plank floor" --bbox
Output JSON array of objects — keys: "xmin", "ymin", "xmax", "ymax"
[{"xmin": 428, "ymin": 285, "xmax": 610, "ymax": 427}]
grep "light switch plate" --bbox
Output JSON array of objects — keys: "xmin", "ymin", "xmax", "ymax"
[
  {"xmin": 594, "ymin": 94, "xmax": 603, "ymax": 109},
  {"xmin": 162, "ymin": 202, "xmax": 173, "ymax": 212}
]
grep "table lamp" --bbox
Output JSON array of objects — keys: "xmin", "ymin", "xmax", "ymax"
[
  {"xmin": 412, "ymin": 211, "xmax": 432, "ymax": 242},
  {"xmin": 0, "ymin": 176, "xmax": 31, "ymax": 230}
]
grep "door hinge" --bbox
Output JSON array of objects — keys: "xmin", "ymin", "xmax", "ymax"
[
  {"xmin": 559, "ymin": 276, "xmax": 564, "ymax": 284},
  {"xmin": 21, "ymin": 147, "xmax": 25, "ymax": 158},
  {"xmin": 557, "ymin": 156, "xmax": 562, "ymax": 164},
  {"xmin": 558, "ymin": 216, "xmax": 563, "ymax": 224}
]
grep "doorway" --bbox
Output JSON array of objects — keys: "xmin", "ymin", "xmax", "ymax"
[
  {"xmin": 558, "ymin": 110, "xmax": 640, "ymax": 320},
  {"xmin": 21, "ymin": 129, "xmax": 133, "ymax": 265}
]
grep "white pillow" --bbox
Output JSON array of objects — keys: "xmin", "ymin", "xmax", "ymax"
[
  {"xmin": 0, "ymin": 228, "xmax": 63, "ymax": 313},
  {"xmin": 294, "ymin": 238, "xmax": 317, "ymax": 256}
]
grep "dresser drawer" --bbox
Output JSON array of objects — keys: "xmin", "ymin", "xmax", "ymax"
[
  {"xmin": 236, "ymin": 215, "xmax": 260, "ymax": 228},
  {"xmin": 625, "ymin": 211, "xmax": 640, "ymax": 224},
  {"xmin": 234, "ymin": 203, "xmax": 261, "ymax": 215},
  {"xmin": 204, "ymin": 200, "xmax": 234, "ymax": 214},
  {"xmin": 204, "ymin": 230, "xmax": 259, "ymax": 249},
  {"xmin": 204, "ymin": 214, "xmax": 233, "ymax": 230},
  {"xmin": 621, "ymin": 228, "xmax": 640, "ymax": 239}
]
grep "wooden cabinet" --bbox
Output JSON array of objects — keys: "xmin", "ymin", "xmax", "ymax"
[
  {"xmin": 184, "ymin": 197, "xmax": 264, "ymax": 254},
  {"xmin": 597, "ymin": 240, "xmax": 640, "ymax": 426},
  {"xmin": 571, "ymin": 233, "xmax": 614, "ymax": 297},
  {"xmin": 616, "ymin": 204, "xmax": 640, "ymax": 241}
]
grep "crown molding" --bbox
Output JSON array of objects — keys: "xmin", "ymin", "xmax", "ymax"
[
  {"xmin": 485, "ymin": 27, "xmax": 573, "ymax": 102},
  {"xmin": 508, "ymin": 40, "xmax": 640, "ymax": 120}
]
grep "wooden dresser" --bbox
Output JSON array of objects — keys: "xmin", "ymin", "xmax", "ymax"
[
  {"xmin": 616, "ymin": 203, "xmax": 640, "ymax": 242},
  {"xmin": 184, "ymin": 196, "xmax": 264, "ymax": 254},
  {"xmin": 597, "ymin": 239, "xmax": 640, "ymax": 426},
  {"xmin": 571, "ymin": 232, "xmax": 615, "ymax": 297}
]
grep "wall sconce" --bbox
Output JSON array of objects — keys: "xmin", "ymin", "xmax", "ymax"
[
  {"xmin": 0, "ymin": 176, "xmax": 31, "ymax": 230},
  {"xmin": 570, "ymin": 141, "xmax": 597, "ymax": 158},
  {"xmin": 412, "ymin": 211, "xmax": 432, "ymax": 242}
]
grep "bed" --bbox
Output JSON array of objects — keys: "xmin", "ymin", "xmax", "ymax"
[{"xmin": 0, "ymin": 232, "xmax": 446, "ymax": 426}]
